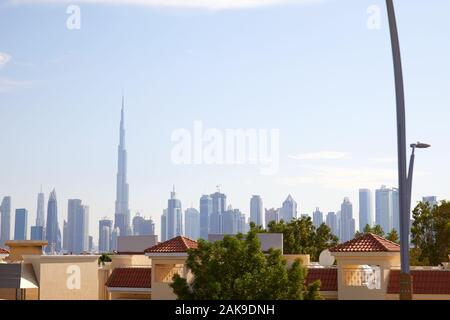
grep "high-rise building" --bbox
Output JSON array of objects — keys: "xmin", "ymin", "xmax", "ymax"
[
  {"xmin": 199, "ymin": 195, "xmax": 212, "ymax": 240},
  {"xmin": 161, "ymin": 209, "xmax": 167, "ymax": 242},
  {"xmin": 63, "ymin": 220, "xmax": 68, "ymax": 252},
  {"xmin": 237, "ymin": 211, "xmax": 247, "ymax": 234},
  {"xmin": 98, "ymin": 218, "xmax": 113, "ymax": 253},
  {"xmin": 132, "ymin": 213, "xmax": 155, "ymax": 236},
  {"xmin": 0, "ymin": 196, "xmax": 11, "ymax": 247},
  {"xmin": 281, "ymin": 195, "xmax": 297, "ymax": 222},
  {"xmin": 340, "ymin": 197, "xmax": 354, "ymax": 242},
  {"xmin": 392, "ymin": 188, "xmax": 399, "ymax": 233},
  {"xmin": 31, "ymin": 226, "xmax": 45, "ymax": 240},
  {"xmin": 375, "ymin": 185, "xmax": 393, "ymax": 234},
  {"xmin": 312, "ymin": 207, "xmax": 323, "ymax": 228},
  {"xmin": 45, "ymin": 189, "xmax": 61, "ymax": 254},
  {"xmin": 111, "ymin": 227, "xmax": 119, "ymax": 251},
  {"xmin": 265, "ymin": 208, "xmax": 280, "ymax": 228},
  {"xmin": 422, "ymin": 196, "xmax": 438, "ymax": 208},
  {"xmin": 250, "ymin": 195, "xmax": 263, "ymax": 227},
  {"xmin": 221, "ymin": 206, "xmax": 237, "ymax": 235},
  {"xmin": 185, "ymin": 208, "xmax": 200, "ymax": 240},
  {"xmin": 114, "ymin": 97, "xmax": 131, "ymax": 237},
  {"xmin": 67, "ymin": 199, "xmax": 89, "ymax": 254},
  {"xmin": 167, "ymin": 187, "xmax": 183, "ymax": 239},
  {"xmin": 210, "ymin": 191, "xmax": 226, "ymax": 234},
  {"xmin": 14, "ymin": 209, "xmax": 28, "ymax": 240},
  {"xmin": 326, "ymin": 212, "xmax": 338, "ymax": 236},
  {"xmin": 36, "ymin": 188, "xmax": 45, "ymax": 227},
  {"xmin": 359, "ymin": 188, "xmax": 373, "ymax": 231},
  {"xmin": 100, "ymin": 225, "xmax": 111, "ymax": 253},
  {"xmin": 88, "ymin": 236, "xmax": 93, "ymax": 252}
]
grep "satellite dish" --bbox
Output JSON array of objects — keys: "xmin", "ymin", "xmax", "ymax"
[{"xmin": 319, "ymin": 249, "xmax": 335, "ymax": 266}]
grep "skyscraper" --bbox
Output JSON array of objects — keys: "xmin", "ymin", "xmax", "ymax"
[
  {"xmin": 392, "ymin": 188, "xmax": 399, "ymax": 233},
  {"xmin": 326, "ymin": 212, "xmax": 338, "ymax": 236},
  {"xmin": 265, "ymin": 208, "xmax": 280, "ymax": 228},
  {"xmin": 359, "ymin": 188, "xmax": 373, "ymax": 231},
  {"xmin": 111, "ymin": 227, "xmax": 119, "ymax": 251},
  {"xmin": 185, "ymin": 208, "xmax": 200, "ymax": 240},
  {"xmin": 312, "ymin": 207, "xmax": 323, "ymax": 228},
  {"xmin": 0, "ymin": 196, "xmax": 11, "ymax": 247},
  {"xmin": 62, "ymin": 220, "xmax": 68, "ymax": 252},
  {"xmin": 161, "ymin": 209, "xmax": 167, "ymax": 242},
  {"xmin": 221, "ymin": 206, "xmax": 239, "ymax": 235},
  {"xmin": 375, "ymin": 185, "xmax": 393, "ymax": 234},
  {"xmin": 281, "ymin": 195, "xmax": 297, "ymax": 222},
  {"xmin": 99, "ymin": 225, "xmax": 111, "ymax": 253},
  {"xmin": 210, "ymin": 191, "xmax": 226, "ymax": 234},
  {"xmin": 36, "ymin": 188, "xmax": 45, "ymax": 227},
  {"xmin": 199, "ymin": 195, "xmax": 212, "ymax": 240},
  {"xmin": 167, "ymin": 187, "xmax": 182, "ymax": 239},
  {"xmin": 132, "ymin": 213, "xmax": 155, "ymax": 236},
  {"xmin": 45, "ymin": 189, "xmax": 62, "ymax": 254},
  {"xmin": 340, "ymin": 197, "xmax": 355, "ymax": 242},
  {"xmin": 250, "ymin": 195, "xmax": 263, "ymax": 227},
  {"xmin": 14, "ymin": 209, "xmax": 28, "ymax": 240},
  {"xmin": 67, "ymin": 199, "xmax": 89, "ymax": 254},
  {"xmin": 422, "ymin": 196, "xmax": 438, "ymax": 207},
  {"xmin": 31, "ymin": 226, "xmax": 45, "ymax": 241},
  {"xmin": 99, "ymin": 218, "xmax": 113, "ymax": 253},
  {"xmin": 114, "ymin": 97, "xmax": 131, "ymax": 237}
]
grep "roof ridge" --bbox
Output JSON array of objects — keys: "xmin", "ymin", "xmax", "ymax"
[{"xmin": 368, "ymin": 232, "xmax": 400, "ymax": 249}]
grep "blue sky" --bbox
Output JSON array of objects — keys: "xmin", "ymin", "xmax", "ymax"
[{"xmin": 1, "ymin": 0, "xmax": 449, "ymax": 241}]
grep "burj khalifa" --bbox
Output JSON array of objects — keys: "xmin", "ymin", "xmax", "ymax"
[{"xmin": 114, "ymin": 97, "xmax": 131, "ymax": 236}]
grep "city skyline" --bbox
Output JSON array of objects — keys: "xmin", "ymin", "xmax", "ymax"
[{"xmin": 1, "ymin": 0, "xmax": 450, "ymax": 242}]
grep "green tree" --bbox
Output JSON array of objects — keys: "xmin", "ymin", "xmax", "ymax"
[
  {"xmin": 98, "ymin": 253, "xmax": 112, "ymax": 266},
  {"xmin": 355, "ymin": 224, "xmax": 385, "ymax": 238},
  {"xmin": 170, "ymin": 229, "xmax": 322, "ymax": 300},
  {"xmin": 411, "ymin": 200, "xmax": 450, "ymax": 265},
  {"xmin": 386, "ymin": 229, "xmax": 399, "ymax": 243},
  {"xmin": 264, "ymin": 217, "xmax": 338, "ymax": 261}
]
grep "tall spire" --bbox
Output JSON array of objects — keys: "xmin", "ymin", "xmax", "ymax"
[
  {"xmin": 114, "ymin": 96, "xmax": 130, "ymax": 236},
  {"xmin": 120, "ymin": 95, "xmax": 125, "ymax": 148}
]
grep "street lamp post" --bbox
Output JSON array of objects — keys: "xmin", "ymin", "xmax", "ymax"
[
  {"xmin": 407, "ymin": 143, "xmax": 431, "ymax": 215},
  {"xmin": 386, "ymin": 0, "xmax": 431, "ymax": 300},
  {"xmin": 385, "ymin": 0, "xmax": 411, "ymax": 300}
]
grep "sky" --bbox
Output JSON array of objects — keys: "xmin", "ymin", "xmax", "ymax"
[{"xmin": 1, "ymin": 0, "xmax": 449, "ymax": 242}]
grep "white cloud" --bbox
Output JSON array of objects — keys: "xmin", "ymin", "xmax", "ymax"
[
  {"xmin": 0, "ymin": 52, "xmax": 11, "ymax": 68},
  {"xmin": 277, "ymin": 165, "xmax": 426, "ymax": 190},
  {"xmin": 277, "ymin": 165, "xmax": 398, "ymax": 190},
  {"xmin": 289, "ymin": 151, "xmax": 350, "ymax": 160},
  {"xmin": 7, "ymin": 0, "xmax": 324, "ymax": 10}
]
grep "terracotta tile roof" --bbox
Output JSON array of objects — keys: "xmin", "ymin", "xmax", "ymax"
[
  {"xmin": 388, "ymin": 270, "xmax": 450, "ymax": 294},
  {"xmin": 144, "ymin": 236, "xmax": 198, "ymax": 253},
  {"xmin": 106, "ymin": 268, "xmax": 152, "ymax": 289},
  {"xmin": 0, "ymin": 248, "xmax": 9, "ymax": 254},
  {"xmin": 306, "ymin": 268, "xmax": 338, "ymax": 291},
  {"xmin": 330, "ymin": 233, "xmax": 400, "ymax": 252}
]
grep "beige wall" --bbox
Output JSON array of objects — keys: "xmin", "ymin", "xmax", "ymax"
[
  {"xmin": 333, "ymin": 253, "xmax": 400, "ymax": 300},
  {"xmin": 24, "ymin": 255, "xmax": 100, "ymax": 300},
  {"xmin": 0, "ymin": 288, "xmax": 16, "ymax": 300},
  {"xmin": 148, "ymin": 256, "xmax": 188, "ymax": 300},
  {"xmin": 284, "ymin": 254, "xmax": 310, "ymax": 268}
]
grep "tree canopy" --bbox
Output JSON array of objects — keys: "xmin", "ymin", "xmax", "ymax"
[
  {"xmin": 262, "ymin": 217, "xmax": 338, "ymax": 261},
  {"xmin": 170, "ymin": 229, "xmax": 322, "ymax": 300},
  {"xmin": 355, "ymin": 224, "xmax": 385, "ymax": 238},
  {"xmin": 410, "ymin": 200, "xmax": 450, "ymax": 265}
]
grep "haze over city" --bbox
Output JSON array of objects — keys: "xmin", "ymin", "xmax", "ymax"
[{"xmin": 1, "ymin": 0, "xmax": 450, "ymax": 241}]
